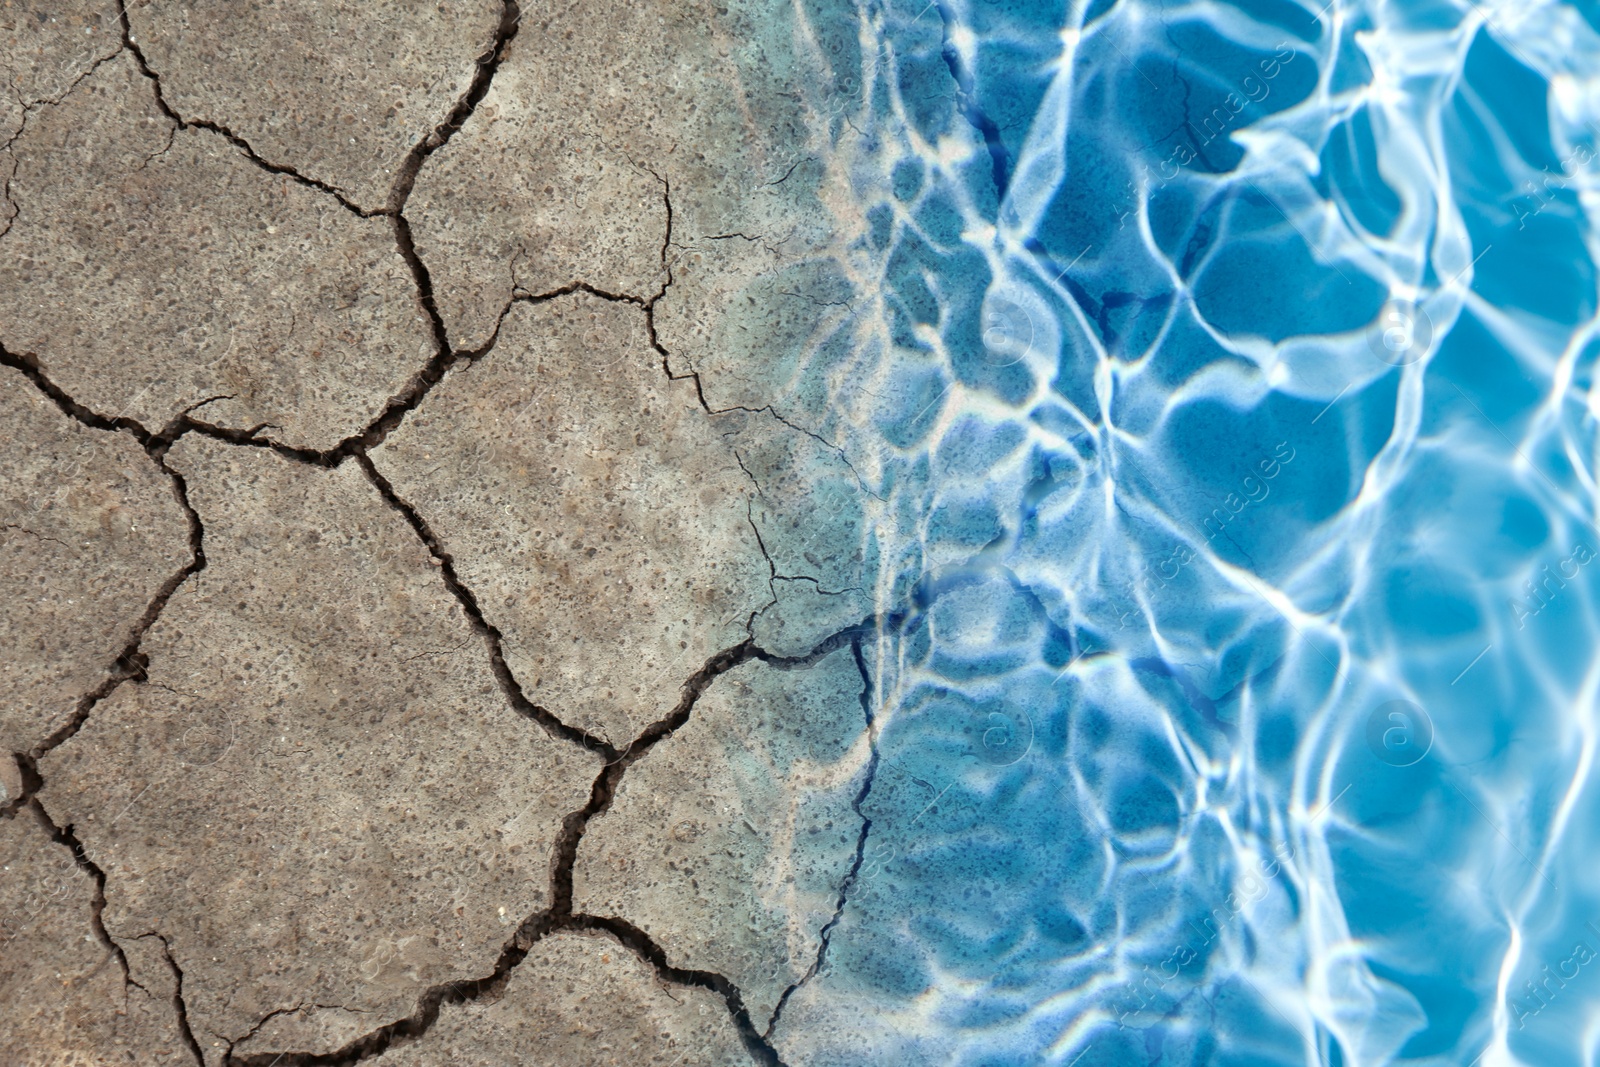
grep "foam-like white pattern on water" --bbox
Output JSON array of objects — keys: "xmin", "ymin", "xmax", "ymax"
[{"xmin": 768, "ymin": 0, "xmax": 1600, "ymax": 1063}]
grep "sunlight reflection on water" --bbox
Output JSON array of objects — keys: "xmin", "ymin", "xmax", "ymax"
[{"xmin": 769, "ymin": 0, "xmax": 1600, "ymax": 1064}]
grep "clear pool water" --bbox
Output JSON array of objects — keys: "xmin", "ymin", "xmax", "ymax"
[{"xmin": 778, "ymin": 0, "xmax": 1600, "ymax": 1063}]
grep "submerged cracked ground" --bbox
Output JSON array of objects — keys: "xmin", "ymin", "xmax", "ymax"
[{"xmin": 5, "ymin": 0, "xmax": 1600, "ymax": 1065}]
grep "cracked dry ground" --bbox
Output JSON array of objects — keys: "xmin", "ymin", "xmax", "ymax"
[{"xmin": 1, "ymin": 1, "xmax": 881, "ymax": 1064}]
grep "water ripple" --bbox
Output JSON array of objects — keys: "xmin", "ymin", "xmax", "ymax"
[{"xmin": 771, "ymin": 1, "xmax": 1600, "ymax": 1063}]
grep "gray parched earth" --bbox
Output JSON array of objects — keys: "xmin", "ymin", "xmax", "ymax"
[{"xmin": 0, "ymin": 1, "xmax": 881, "ymax": 1063}]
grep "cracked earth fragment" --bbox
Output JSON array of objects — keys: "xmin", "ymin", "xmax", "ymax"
[
  {"xmin": 367, "ymin": 931, "xmax": 754, "ymax": 1067},
  {"xmin": 0, "ymin": 53, "xmax": 435, "ymax": 451},
  {"xmin": 37, "ymin": 435, "xmax": 597, "ymax": 1063},
  {"xmin": 405, "ymin": 15, "xmax": 666, "ymax": 351},
  {"xmin": 0, "ymin": 364, "xmax": 189, "ymax": 762},
  {"xmin": 0, "ymin": 808, "xmax": 192, "ymax": 1065},
  {"xmin": 658, "ymin": 251, "xmax": 860, "ymax": 417},
  {"xmin": 369, "ymin": 294, "xmax": 770, "ymax": 746},
  {"xmin": 0, "ymin": 0, "xmax": 119, "ymax": 146},
  {"xmin": 718, "ymin": 408, "xmax": 876, "ymax": 657},
  {"xmin": 406, "ymin": 0, "xmax": 850, "ymax": 372},
  {"xmin": 574, "ymin": 647, "xmax": 871, "ymax": 1031},
  {"xmin": 122, "ymin": 0, "xmax": 504, "ymax": 212}
]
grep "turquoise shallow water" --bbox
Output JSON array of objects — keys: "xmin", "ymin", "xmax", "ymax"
[{"xmin": 776, "ymin": 0, "xmax": 1600, "ymax": 1063}]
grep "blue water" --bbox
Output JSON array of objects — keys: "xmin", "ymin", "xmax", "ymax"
[{"xmin": 773, "ymin": 0, "xmax": 1600, "ymax": 1063}]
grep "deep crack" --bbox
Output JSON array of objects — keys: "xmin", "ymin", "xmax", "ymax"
[
  {"xmin": 116, "ymin": 1, "xmax": 374, "ymax": 217},
  {"xmin": 567, "ymin": 914, "xmax": 785, "ymax": 1067},
  {"xmin": 546, "ymin": 637, "xmax": 761, "ymax": 921},
  {"xmin": 24, "ymin": 800, "xmax": 139, "ymax": 1001},
  {"xmin": 385, "ymin": 0, "xmax": 522, "ymax": 216},
  {"xmin": 102, "ymin": 0, "xmax": 529, "ymax": 464},
  {"xmin": 25, "ymin": 454, "xmax": 204, "ymax": 765},
  {"xmin": 139, "ymin": 931, "xmax": 206, "ymax": 1067},
  {"xmin": 0, "ymin": 344, "xmax": 207, "ymax": 816},
  {"xmin": 222, "ymin": 629, "xmax": 768, "ymax": 1066},
  {"xmin": 354, "ymin": 451, "xmax": 613, "ymax": 758}
]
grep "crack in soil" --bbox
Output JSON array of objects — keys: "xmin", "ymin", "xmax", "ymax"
[
  {"xmin": 718, "ymin": 403, "xmax": 882, "ymax": 501},
  {"xmin": 216, "ymin": 998, "xmax": 369, "ymax": 1064},
  {"xmin": 0, "ymin": 345, "xmax": 208, "ymax": 1060},
  {"xmin": 0, "ymin": 50, "xmax": 121, "ymax": 157},
  {"xmin": 354, "ymin": 452, "xmax": 614, "ymax": 757},
  {"xmin": 763, "ymin": 635, "xmax": 881, "ymax": 1038},
  {"xmin": 116, "ymin": 1, "xmax": 373, "ymax": 217},
  {"xmin": 376, "ymin": 0, "xmax": 524, "ymax": 387},
  {"xmin": 0, "ymin": 40, "xmax": 126, "ymax": 238},
  {"xmin": 22, "ymin": 801, "xmax": 141, "ymax": 1001},
  {"xmin": 0, "ymin": 345, "xmax": 207, "ymax": 815},
  {"xmin": 221, "ymin": 631, "xmax": 805, "ymax": 1066},
  {"xmin": 385, "ymin": 0, "xmax": 522, "ymax": 218},
  {"xmin": 566, "ymin": 914, "xmax": 782, "ymax": 1067},
  {"xmin": 116, "ymin": 0, "xmax": 524, "ymax": 219},
  {"xmin": 107, "ymin": 274, "xmax": 660, "ymax": 473},
  {"xmin": 128, "ymin": 931, "xmax": 206, "ymax": 1067},
  {"xmin": 0, "ymin": 522, "xmax": 70, "ymax": 549}
]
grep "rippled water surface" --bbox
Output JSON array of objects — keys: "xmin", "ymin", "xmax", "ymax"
[{"xmin": 773, "ymin": 0, "xmax": 1600, "ymax": 1062}]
